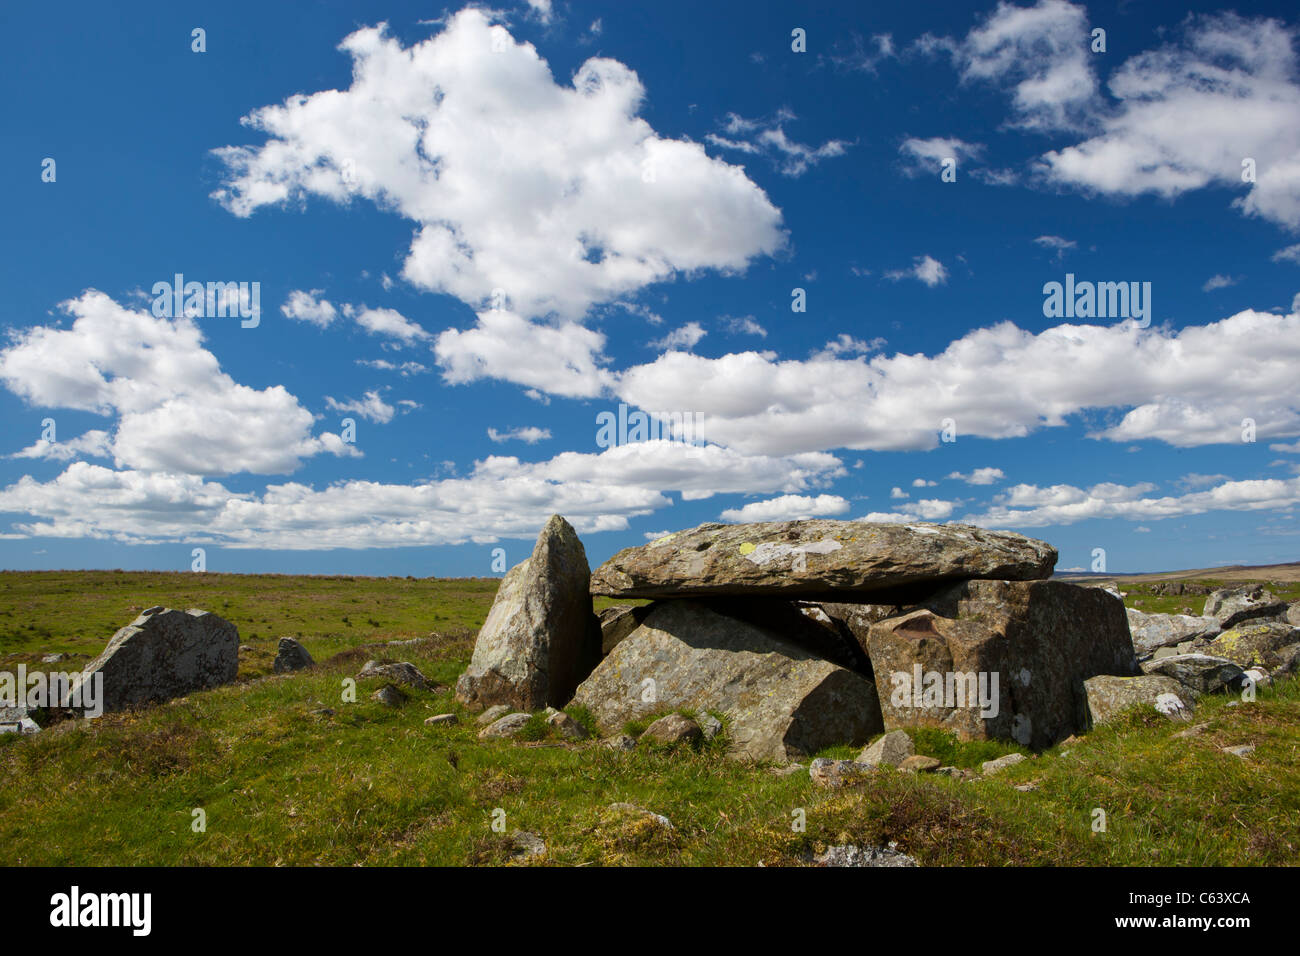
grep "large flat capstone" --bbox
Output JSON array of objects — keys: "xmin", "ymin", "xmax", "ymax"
[{"xmin": 589, "ymin": 520, "xmax": 1056, "ymax": 600}]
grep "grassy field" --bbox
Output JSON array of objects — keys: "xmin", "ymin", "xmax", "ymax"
[{"xmin": 0, "ymin": 570, "xmax": 1297, "ymax": 866}]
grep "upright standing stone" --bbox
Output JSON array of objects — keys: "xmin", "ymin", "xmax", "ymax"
[{"xmin": 456, "ymin": 515, "xmax": 601, "ymax": 711}]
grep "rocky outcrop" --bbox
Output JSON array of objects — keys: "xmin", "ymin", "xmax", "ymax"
[
  {"xmin": 1124, "ymin": 608, "xmax": 1221, "ymax": 660},
  {"xmin": 1084, "ymin": 674, "xmax": 1195, "ymax": 725},
  {"xmin": 589, "ymin": 520, "xmax": 1056, "ymax": 600},
  {"xmin": 1205, "ymin": 622, "xmax": 1300, "ymax": 675},
  {"xmin": 1140, "ymin": 653, "xmax": 1247, "ymax": 695},
  {"xmin": 1204, "ymin": 585, "xmax": 1287, "ymax": 628},
  {"xmin": 456, "ymin": 515, "xmax": 601, "ymax": 711},
  {"xmin": 571, "ymin": 600, "xmax": 882, "ymax": 763},
  {"xmin": 863, "ymin": 580, "xmax": 1138, "ymax": 748},
  {"xmin": 357, "ymin": 660, "xmax": 434, "ymax": 691},
  {"xmin": 67, "ymin": 607, "xmax": 238, "ymax": 713}
]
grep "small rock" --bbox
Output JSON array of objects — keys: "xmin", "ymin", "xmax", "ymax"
[
  {"xmin": 697, "ymin": 713, "xmax": 723, "ymax": 740},
  {"xmin": 273, "ymin": 637, "xmax": 315, "ymax": 674},
  {"xmin": 1013, "ymin": 782, "xmax": 1039, "ymax": 792},
  {"xmin": 857, "ymin": 730, "xmax": 915, "ymax": 768},
  {"xmin": 477, "ymin": 703, "xmax": 513, "ymax": 725},
  {"xmin": 898, "ymin": 754, "xmax": 941, "ymax": 773},
  {"xmin": 357, "ymin": 660, "xmax": 434, "ymax": 691},
  {"xmin": 309, "ymin": 707, "xmax": 335, "ymax": 717},
  {"xmin": 935, "ymin": 766, "xmax": 977, "ymax": 780},
  {"xmin": 1173, "ymin": 721, "xmax": 1210, "ymax": 739},
  {"xmin": 809, "ymin": 757, "xmax": 871, "ymax": 788},
  {"xmin": 425, "ymin": 713, "xmax": 458, "ymax": 727},
  {"xmin": 771, "ymin": 762, "xmax": 806, "ymax": 776},
  {"xmin": 641, "ymin": 713, "xmax": 703, "ymax": 747},
  {"xmin": 546, "ymin": 710, "xmax": 589, "ymax": 740},
  {"xmin": 981, "ymin": 753, "xmax": 1028, "ymax": 776},
  {"xmin": 371, "ymin": 684, "xmax": 407, "ymax": 707},
  {"xmin": 605, "ymin": 802, "xmax": 673, "ymax": 830},
  {"xmin": 508, "ymin": 831, "xmax": 546, "ymax": 859},
  {"xmin": 1222, "ymin": 744, "xmax": 1255, "ymax": 758},
  {"xmin": 41, "ymin": 653, "xmax": 67, "ymax": 664},
  {"xmin": 811, "ymin": 843, "xmax": 918, "ymax": 867},
  {"xmin": 603, "ymin": 734, "xmax": 637, "ymax": 751},
  {"xmin": 478, "ymin": 712, "xmax": 532, "ymax": 739}
]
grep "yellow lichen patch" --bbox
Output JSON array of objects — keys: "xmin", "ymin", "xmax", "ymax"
[{"xmin": 739, "ymin": 542, "xmax": 756, "ymax": 555}]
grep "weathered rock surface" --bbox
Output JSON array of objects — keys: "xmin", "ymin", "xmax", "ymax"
[
  {"xmin": 371, "ymin": 684, "xmax": 406, "ymax": 707},
  {"xmin": 1124, "ymin": 608, "xmax": 1221, "ymax": 660},
  {"xmin": 67, "ymin": 606, "xmax": 238, "ymax": 713},
  {"xmin": 857, "ymin": 729, "xmax": 915, "ymax": 767},
  {"xmin": 589, "ymin": 520, "xmax": 1056, "ymax": 599},
  {"xmin": 357, "ymin": 660, "xmax": 433, "ymax": 691},
  {"xmin": 478, "ymin": 712, "xmax": 532, "ymax": 739},
  {"xmin": 810, "ymin": 844, "xmax": 918, "ymax": 867},
  {"xmin": 1205, "ymin": 585, "xmax": 1287, "ymax": 628},
  {"xmin": 476, "ymin": 703, "xmax": 512, "ymax": 726},
  {"xmin": 597, "ymin": 605, "xmax": 649, "ymax": 656},
  {"xmin": 425, "ymin": 713, "xmax": 457, "ymax": 726},
  {"xmin": 1141, "ymin": 653, "xmax": 1247, "ymax": 696},
  {"xmin": 1084, "ymin": 674, "xmax": 1194, "ymax": 725},
  {"xmin": 980, "ymin": 753, "xmax": 1027, "ymax": 775},
  {"xmin": 864, "ymin": 580, "xmax": 1138, "ymax": 748},
  {"xmin": 545, "ymin": 710, "xmax": 589, "ymax": 740},
  {"xmin": 899, "ymin": 754, "xmax": 941, "ymax": 773},
  {"xmin": 1205, "ymin": 622, "xmax": 1300, "ymax": 673},
  {"xmin": 571, "ymin": 600, "xmax": 882, "ymax": 763},
  {"xmin": 0, "ymin": 705, "xmax": 40, "ymax": 735},
  {"xmin": 809, "ymin": 758, "xmax": 871, "ymax": 788},
  {"xmin": 641, "ymin": 713, "xmax": 703, "ymax": 747},
  {"xmin": 457, "ymin": 515, "xmax": 601, "ymax": 711},
  {"xmin": 273, "ymin": 637, "xmax": 314, "ymax": 673}
]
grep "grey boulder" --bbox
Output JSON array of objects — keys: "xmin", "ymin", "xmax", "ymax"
[
  {"xmin": 1141, "ymin": 653, "xmax": 1247, "ymax": 696},
  {"xmin": 1204, "ymin": 585, "xmax": 1287, "ymax": 628},
  {"xmin": 273, "ymin": 637, "xmax": 314, "ymax": 673},
  {"xmin": 1124, "ymin": 608, "xmax": 1221, "ymax": 660},
  {"xmin": 571, "ymin": 600, "xmax": 882, "ymax": 764},
  {"xmin": 67, "ymin": 607, "xmax": 238, "ymax": 713},
  {"xmin": 1084, "ymin": 674, "xmax": 1195, "ymax": 725}
]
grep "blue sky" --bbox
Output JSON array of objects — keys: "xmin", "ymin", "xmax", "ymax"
[{"xmin": 2, "ymin": 0, "xmax": 1299, "ymax": 577}]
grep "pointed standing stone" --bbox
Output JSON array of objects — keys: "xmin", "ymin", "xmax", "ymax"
[{"xmin": 456, "ymin": 515, "xmax": 601, "ymax": 711}]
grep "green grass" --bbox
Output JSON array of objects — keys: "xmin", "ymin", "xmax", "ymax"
[
  {"xmin": 0, "ymin": 570, "xmax": 1297, "ymax": 865},
  {"xmin": 1119, "ymin": 578, "xmax": 1300, "ymax": 616}
]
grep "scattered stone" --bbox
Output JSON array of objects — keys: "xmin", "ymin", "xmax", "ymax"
[
  {"xmin": 811, "ymin": 843, "xmax": 918, "ymax": 867},
  {"xmin": 0, "ymin": 705, "xmax": 40, "ymax": 735},
  {"xmin": 1222, "ymin": 744, "xmax": 1255, "ymax": 758},
  {"xmin": 1084, "ymin": 674, "xmax": 1195, "ymax": 725},
  {"xmin": 572, "ymin": 600, "xmax": 882, "ymax": 764},
  {"xmin": 457, "ymin": 515, "xmax": 601, "ymax": 711},
  {"xmin": 273, "ymin": 637, "xmax": 314, "ymax": 674},
  {"xmin": 67, "ymin": 606, "xmax": 238, "ymax": 713},
  {"xmin": 866, "ymin": 580, "xmax": 1138, "ymax": 748},
  {"xmin": 357, "ymin": 660, "xmax": 434, "ymax": 691},
  {"xmin": 1013, "ymin": 782, "xmax": 1039, "ymax": 792},
  {"xmin": 1243, "ymin": 667, "xmax": 1271, "ymax": 690},
  {"xmin": 1286, "ymin": 602, "xmax": 1300, "ymax": 627},
  {"xmin": 589, "ymin": 520, "xmax": 1057, "ymax": 599},
  {"xmin": 476, "ymin": 704, "xmax": 513, "ymax": 725},
  {"xmin": 1125, "ymin": 608, "xmax": 1221, "ymax": 659},
  {"xmin": 546, "ymin": 710, "xmax": 589, "ymax": 740},
  {"xmin": 508, "ymin": 831, "xmax": 546, "ymax": 859},
  {"xmin": 899, "ymin": 754, "xmax": 941, "ymax": 773},
  {"xmin": 857, "ymin": 730, "xmax": 915, "ymax": 768},
  {"xmin": 424, "ymin": 713, "xmax": 457, "ymax": 727},
  {"xmin": 603, "ymin": 733, "xmax": 637, "ymax": 752},
  {"xmin": 771, "ymin": 762, "xmax": 806, "ymax": 776},
  {"xmin": 371, "ymin": 684, "xmax": 406, "ymax": 707},
  {"xmin": 1204, "ymin": 585, "xmax": 1287, "ymax": 628},
  {"xmin": 1173, "ymin": 722, "xmax": 1210, "ymax": 739},
  {"xmin": 641, "ymin": 713, "xmax": 703, "ymax": 747},
  {"xmin": 697, "ymin": 713, "xmax": 723, "ymax": 740},
  {"xmin": 41, "ymin": 653, "xmax": 67, "ymax": 664},
  {"xmin": 936, "ymin": 766, "xmax": 977, "ymax": 780},
  {"xmin": 605, "ymin": 802, "xmax": 673, "ymax": 830},
  {"xmin": 478, "ymin": 712, "xmax": 532, "ymax": 739},
  {"xmin": 1141, "ymin": 654, "xmax": 1247, "ymax": 696},
  {"xmin": 597, "ymin": 605, "xmax": 649, "ymax": 656},
  {"xmin": 981, "ymin": 753, "xmax": 1028, "ymax": 775},
  {"xmin": 809, "ymin": 757, "xmax": 871, "ymax": 788},
  {"xmin": 309, "ymin": 707, "xmax": 335, "ymax": 718}
]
